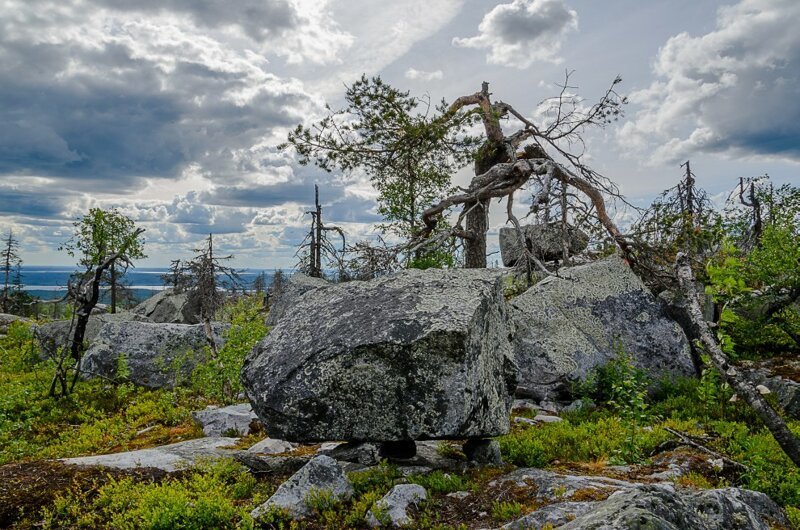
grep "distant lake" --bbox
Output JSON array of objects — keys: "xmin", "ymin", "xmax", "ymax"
[{"xmin": 15, "ymin": 265, "xmax": 282, "ymax": 302}]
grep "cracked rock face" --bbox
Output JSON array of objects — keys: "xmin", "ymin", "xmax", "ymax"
[
  {"xmin": 510, "ymin": 255, "xmax": 696, "ymax": 400},
  {"xmin": 242, "ymin": 268, "xmax": 517, "ymax": 442},
  {"xmin": 81, "ymin": 321, "xmax": 228, "ymax": 389}
]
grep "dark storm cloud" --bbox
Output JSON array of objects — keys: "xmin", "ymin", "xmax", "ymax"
[
  {"xmin": 0, "ymin": 187, "xmax": 69, "ymax": 218},
  {"xmin": 92, "ymin": 0, "xmax": 299, "ymax": 42}
]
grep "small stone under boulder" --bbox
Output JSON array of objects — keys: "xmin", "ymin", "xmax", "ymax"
[
  {"xmin": 510, "ymin": 255, "xmax": 696, "ymax": 400},
  {"xmin": 80, "ymin": 321, "xmax": 228, "ymax": 388},
  {"xmin": 192, "ymin": 403, "xmax": 260, "ymax": 437},
  {"xmin": 243, "ymin": 268, "xmax": 517, "ymax": 443},
  {"xmin": 499, "ymin": 223, "xmax": 589, "ymax": 266},
  {"xmin": 250, "ymin": 455, "xmax": 354, "ymax": 520}
]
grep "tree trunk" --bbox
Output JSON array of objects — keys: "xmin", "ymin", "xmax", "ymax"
[
  {"xmin": 464, "ymin": 199, "xmax": 488, "ymax": 268},
  {"xmin": 675, "ymin": 252, "xmax": 800, "ymax": 467},
  {"xmin": 110, "ymin": 260, "xmax": 117, "ymax": 314}
]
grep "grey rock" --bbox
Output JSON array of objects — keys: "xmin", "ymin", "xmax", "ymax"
[
  {"xmin": 0, "ymin": 313, "xmax": 30, "ymax": 334},
  {"xmin": 322, "ymin": 442, "xmax": 381, "ymax": 466},
  {"xmin": 265, "ymin": 273, "xmax": 330, "ymax": 327},
  {"xmin": 366, "ymin": 484, "xmax": 428, "ymax": 528},
  {"xmin": 500, "ymin": 501, "xmax": 594, "ymax": 529},
  {"xmin": 499, "ymin": 223, "xmax": 589, "ymax": 266},
  {"xmin": 248, "ymin": 438, "xmax": 297, "ymax": 455},
  {"xmin": 36, "ymin": 311, "xmax": 152, "ymax": 359},
  {"xmin": 511, "ymin": 255, "xmax": 695, "ymax": 400},
  {"xmin": 462, "ymin": 439, "xmax": 503, "ymax": 465},
  {"xmin": 533, "ymin": 414, "xmax": 563, "ymax": 423},
  {"xmin": 447, "ymin": 491, "xmax": 471, "ymax": 500},
  {"xmin": 80, "ymin": 321, "xmax": 228, "ymax": 388},
  {"xmin": 243, "ymin": 268, "xmax": 517, "ymax": 442},
  {"xmin": 744, "ymin": 368, "xmax": 800, "ymax": 419},
  {"xmin": 192, "ymin": 403, "xmax": 260, "ymax": 437},
  {"xmin": 62, "ymin": 437, "xmax": 238, "ymax": 472},
  {"xmin": 494, "ymin": 468, "xmax": 639, "ymax": 501},
  {"xmin": 251, "ymin": 455, "xmax": 354, "ymax": 520},
  {"xmin": 132, "ymin": 288, "xmax": 201, "ymax": 324},
  {"xmin": 558, "ymin": 484, "xmax": 788, "ymax": 530}
]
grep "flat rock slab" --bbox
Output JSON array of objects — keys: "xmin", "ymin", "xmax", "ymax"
[
  {"xmin": 80, "ymin": 321, "xmax": 228, "ymax": 388},
  {"xmin": 61, "ymin": 437, "xmax": 238, "ymax": 472},
  {"xmin": 243, "ymin": 268, "xmax": 517, "ymax": 442},
  {"xmin": 511, "ymin": 255, "xmax": 695, "ymax": 400},
  {"xmin": 192, "ymin": 403, "xmax": 260, "ymax": 437},
  {"xmin": 499, "ymin": 501, "xmax": 594, "ymax": 530}
]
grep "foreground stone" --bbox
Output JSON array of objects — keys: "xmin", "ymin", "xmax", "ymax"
[
  {"xmin": 499, "ymin": 501, "xmax": 594, "ymax": 529},
  {"xmin": 132, "ymin": 288, "xmax": 201, "ymax": 324},
  {"xmin": 511, "ymin": 255, "xmax": 695, "ymax": 400},
  {"xmin": 192, "ymin": 403, "xmax": 260, "ymax": 437},
  {"xmin": 0, "ymin": 313, "xmax": 30, "ymax": 334},
  {"xmin": 243, "ymin": 268, "xmax": 517, "ymax": 442},
  {"xmin": 366, "ymin": 484, "xmax": 427, "ymax": 528},
  {"xmin": 80, "ymin": 321, "xmax": 228, "ymax": 388},
  {"xmin": 248, "ymin": 438, "xmax": 297, "ymax": 455},
  {"xmin": 265, "ymin": 273, "xmax": 330, "ymax": 327},
  {"xmin": 251, "ymin": 455, "xmax": 353, "ymax": 520},
  {"xmin": 557, "ymin": 484, "xmax": 787, "ymax": 530},
  {"xmin": 62, "ymin": 437, "xmax": 238, "ymax": 472},
  {"xmin": 499, "ymin": 223, "xmax": 589, "ymax": 266},
  {"xmin": 35, "ymin": 312, "xmax": 151, "ymax": 358}
]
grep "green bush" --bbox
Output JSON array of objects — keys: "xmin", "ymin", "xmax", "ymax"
[{"xmin": 408, "ymin": 470, "xmax": 471, "ymax": 494}]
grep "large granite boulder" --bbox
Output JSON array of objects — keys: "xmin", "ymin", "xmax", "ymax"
[
  {"xmin": 499, "ymin": 223, "xmax": 589, "ymax": 266},
  {"xmin": 80, "ymin": 321, "xmax": 228, "ymax": 388},
  {"xmin": 265, "ymin": 274, "xmax": 329, "ymax": 327},
  {"xmin": 511, "ymin": 255, "xmax": 695, "ymax": 400},
  {"xmin": 132, "ymin": 288, "xmax": 200, "ymax": 324},
  {"xmin": 35, "ymin": 311, "xmax": 151, "ymax": 359},
  {"xmin": 243, "ymin": 268, "xmax": 516, "ymax": 443}
]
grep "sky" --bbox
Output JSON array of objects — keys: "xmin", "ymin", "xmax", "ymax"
[{"xmin": 0, "ymin": 0, "xmax": 798, "ymax": 267}]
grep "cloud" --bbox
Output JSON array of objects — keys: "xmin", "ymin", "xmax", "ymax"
[
  {"xmin": 618, "ymin": 0, "xmax": 800, "ymax": 165},
  {"xmin": 452, "ymin": 0, "xmax": 577, "ymax": 68},
  {"xmin": 405, "ymin": 68, "xmax": 444, "ymax": 81}
]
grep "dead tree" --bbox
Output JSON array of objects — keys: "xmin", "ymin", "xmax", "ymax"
[
  {"xmin": 296, "ymin": 185, "xmax": 346, "ymax": 278},
  {"xmin": 418, "ymin": 75, "xmax": 632, "ymax": 272},
  {"xmin": 675, "ymin": 252, "xmax": 800, "ymax": 467},
  {"xmin": 49, "ymin": 228, "xmax": 145, "ymax": 398}
]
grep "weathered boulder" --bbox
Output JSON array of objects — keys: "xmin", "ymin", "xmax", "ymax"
[
  {"xmin": 132, "ymin": 289, "xmax": 200, "ymax": 324},
  {"xmin": 366, "ymin": 484, "xmax": 428, "ymax": 528},
  {"xmin": 35, "ymin": 311, "xmax": 152, "ymax": 358},
  {"xmin": 250, "ymin": 455, "xmax": 353, "ymax": 520},
  {"xmin": 510, "ymin": 255, "xmax": 695, "ymax": 400},
  {"xmin": 80, "ymin": 321, "xmax": 228, "ymax": 388},
  {"xmin": 0, "ymin": 313, "xmax": 30, "ymax": 334},
  {"xmin": 499, "ymin": 223, "xmax": 589, "ymax": 266},
  {"xmin": 557, "ymin": 484, "xmax": 787, "ymax": 530},
  {"xmin": 192, "ymin": 403, "xmax": 261, "ymax": 437},
  {"xmin": 243, "ymin": 268, "xmax": 516, "ymax": 443},
  {"xmin": 265, "ymin": 274, "xmax": 329, "ymax": 327}
]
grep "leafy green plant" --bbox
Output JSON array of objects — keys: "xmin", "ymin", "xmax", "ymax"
[
  {"xmin": 408, "ymin": 470, "xmax": 471, "ymax": 494},
  {"xmin": 491, "ymin": 500, "xmax": 523, "ymax": 522}
]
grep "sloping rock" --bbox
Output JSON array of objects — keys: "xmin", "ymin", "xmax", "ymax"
[
  {"xmin": 35, "ymin": 311, "xmax": 152, "ymax": 359},
  {"xmin": 250, "ymin": 455, "xmax": 353, "ymax": 520},
  {"xmin": 243, "ymin": 268, "xmax": 516, "ymax": 442},
  {"xmin": 494, "ymin": 467, "xmax": 638, "ymax": 500},
  {"xmin": 0, "ymin": 313, "xmax": 30, "ymax": 334},
  {"xmin": 557, "ymin": 484, "xmax": 787, "ymax": 530},
  {"xmin": 510, "ymin": 255, "xmax": 695, "ymax": 400},
  {"xmin": 265, "ymin": 274, "xmax": 329, "ymax": 327},
  {"xmin": 366, "ymin": 484, "xmax": 427, "ymax": 527},
  {"xmin": 62, "ymin": 437, "xmax": 238, "ymax": 472},
  {"xmin": 499, "ymin": 501, "xmax": 594, "ymax": 529},
  {"xmin": 192, "ymin": 403, "xmax": 260, "ymax": 437},
  {"xmin": 499, "ymin": 223, "xmax": 589, "ymax": 266},
  {"xmin": 132, "ymin": 288, "xmax": 200, "ymax": 324},
  {"xmin": 80, "ymin": 321, "xmax": 228, "ymax": 388}
]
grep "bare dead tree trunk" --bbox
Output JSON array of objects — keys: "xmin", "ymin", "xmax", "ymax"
[
  {"xmin": 464, "ymin": 199, "xmax": 488, "ymax": 268},
  {"xmin": 110, "ymin": 260, "xmax": 117, "ymax": 314},
  {"xmin": 675, "ymin": 252, "xmax": 800, "ymax": 467}
]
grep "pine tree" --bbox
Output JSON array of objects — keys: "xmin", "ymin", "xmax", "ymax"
[{"xmin": 1, "ymin": 230, "xmax": 22, "ymax": 313}]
